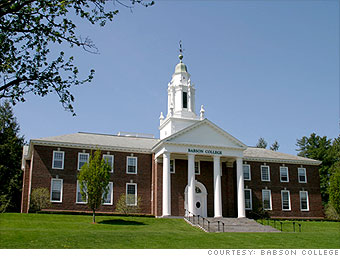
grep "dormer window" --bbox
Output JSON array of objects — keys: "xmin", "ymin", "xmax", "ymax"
[{"xmin": 182, "ymin": 91, "xmax": 188, "ymax": 109}]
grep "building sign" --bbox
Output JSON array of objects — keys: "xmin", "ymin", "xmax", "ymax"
[{"xmin": 188, "ymin": 148, "xmax": 222, "ymax": 155}]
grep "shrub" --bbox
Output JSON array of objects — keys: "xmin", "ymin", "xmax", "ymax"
[
  {"xmin": 30, "ymin": 188, "xmax": 51, "ymax": 212},
  {"xmin": 115, "ymin": 193, "xmax": 142, "ymax": 215},
  {"xmin": 325, "ymin": 203, "xmax": 340, "ymax": 220}
]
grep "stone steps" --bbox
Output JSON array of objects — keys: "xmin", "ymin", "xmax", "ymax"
[{"xmin": 187, "ymin": 217, "xmax": 280, "ymax": 233}]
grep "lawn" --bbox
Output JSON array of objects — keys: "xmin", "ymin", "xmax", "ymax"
[{"xmin": 0, "ymin": 213, "xmax": 339, "ymax": 249}]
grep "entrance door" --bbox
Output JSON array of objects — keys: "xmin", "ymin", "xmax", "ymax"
[{"xmin": 184, "ymin": 181, "xmax": 208, "ymax": 217}]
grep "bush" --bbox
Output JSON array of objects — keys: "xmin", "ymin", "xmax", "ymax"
[
  {"xmin": 30, "ymin": 188, "xmax": 51, "ymax": 212},
  {"xmin": 325, "ymin": 203, "xmax": 340, "ymax": 220},
  {"xmin": 115, "ymin": 193, "xmax": 142, "ymax": 215}
]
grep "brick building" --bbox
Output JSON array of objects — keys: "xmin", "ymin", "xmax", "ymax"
[{"xmin": 21, "ymin": 54, "xmax": 323, "ymax": 219}]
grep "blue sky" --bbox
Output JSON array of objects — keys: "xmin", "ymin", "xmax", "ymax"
[{"xmin": 13, "ymin": 0, "xmax": 339, "ymax": 155}]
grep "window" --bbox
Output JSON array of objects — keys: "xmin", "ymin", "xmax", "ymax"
[
  {"xmin": 52, "ymin": 151, "xmax": 64, "ymax": 169},
  {"xmin": 50, "ymin": 178, "xmax": 63, "ymax": 202},
  {"xmin": 126, "ymin": 183, "xmax": 137, "ymax": 206},
  {"xmin": 126, "ymin": 156, "xmax": 137, "ymax": 174},
  {"xmin": 195, "ymin": 161, "xmax": 200, "ymax": 175},
  {"xmin": 280, "ymin": 167, "xmax": 289, "ymax": 182},
  {"xmin": 103, "ymin": 154, "xmax": 114, "ymax": 172},
  {"xmin": 261, "ymin": 165, "xmax": 270, "ymax": 181},
  {"xmin": 244, "ymin": 189, "xmax": 252, "ymax": 210},
  {"xmin": 300, "ymin": 191, "xmax": 309, "ymax": 211},
  {"xmin": 170, "ymin": 160, "xmax": 175, "ymax": 174},
  {"xmin": 102, "ymin": 182, "xmax": 113, "ymax": 205},
  {"xmin": 298, "ymin": 168, "xmax": 307, "ymax": 183},
  {"xmin": 281, "ymin": 190, "xmax": 291, "ymax": 211},
  {"xmin": 78, "ymin": 153, "xmax": 89, "ymax": 170},
  {"xmin": 262, "ymin": 189, "xmax": 272, "ymax": 210},
  {"xmin": 76, "ymin": 180, "xmax": 87, "ymax": 204},
  {"xmin": 182, "ymin": 91, "xmax": 188, "ymax": 109},
  {"xmin": 243, "ymin": 164, "xmax": 251, "ymax": 181}
]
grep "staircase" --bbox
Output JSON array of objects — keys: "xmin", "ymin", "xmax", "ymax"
[{"xmin": 185, "ymin": 215, "xmax": 279, "ymax": 233}]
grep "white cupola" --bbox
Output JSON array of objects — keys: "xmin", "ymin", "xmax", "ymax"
[{"xmin": 159, "ymin": 48, "xmax": 204, "ymax": 139}]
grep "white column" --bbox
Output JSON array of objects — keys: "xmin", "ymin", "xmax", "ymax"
[
  {"xmin": 213, "ymin": 155, "xmax": 222, "ymax": 218},
  {"xmin": 162, "ymin": 152, "xmax": 171, "ymax": 216},
  {"xmin": 236, "ymin": 157, "xmax": 246, "ymax": 218},
  {"xmin": 187, "ymin": 153, "xmax": 195, "ymax": 215}
]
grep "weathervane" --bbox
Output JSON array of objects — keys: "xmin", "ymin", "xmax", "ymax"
[{"xmin": 179, "ymin": 40, "xmax": 184, "ymax": 62}]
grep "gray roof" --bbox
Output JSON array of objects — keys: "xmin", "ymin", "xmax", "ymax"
[
  {"xmin": 32, "ymin": 132, "xmax": 159, "ymax": 151},
  {"xmin": 243, "ymin": 147, "xmax": 321, "ymax": 165},
  {"xmin": 29, "ymin": 132, "xmax": 320, "ymax": 165}
]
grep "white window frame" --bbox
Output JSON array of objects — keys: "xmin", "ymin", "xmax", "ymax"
[
  {"xmin": 50, "ymin": 178, "xmax": 63, "ymax": 203},
  {"xmin": 102, "ymin": 182, "xmax": 113, "ymax": 205},
  {"xmin": 126, "ymin": 156, "xmax": 138, "ymax": 174},
  {"xmin": 300, "ymin": 191, "xmax": 309, "ymax": 211},
  {"xmin": 243, "ymin": 164, "xmax": 251, "ymax": 181},
  {"xmin": 262, "ymin": 189, "xmax": 272, "ymax": 210},
  {"xmin": 103, "ymin": 154, "xmax": 114, "ymax": 173},
  {"xmin": 77, "ymin": 152, "xmax": 89, "ymax": 171},
  {"xmin": 244, "ymin": 188, "xmax": 252, "ymax": 210},
  {"xmin": 261, "ymin": 165, "xmax": 270, "ymax": 182},
  {"xmin": 298, "ymin": 168, "xmax": 307, "ymax": 183},
  {"xmin": 52, "ymin": 151, "xmax": 65, "ymax": 169},
  {"xmin": 281, "ymin": 190, "xmax": 291, "ymax": 211},
  {"xmin": 170, "ymin": 159, "xmax": 175, "ymax": 174},
  {"xmin": 195, "ymin": 161, "xmax": 200, "ymax": 175},
  {"xmin": 76, "ymin": 180, "xmax": 87, "ymax": 204},
  {"xmin": 280, "ymin": 166, "xmax": 289, "ymax": 183},
  {"xmin": 126, "ymin": 183, "xmax": 137, "ymax": 206}
]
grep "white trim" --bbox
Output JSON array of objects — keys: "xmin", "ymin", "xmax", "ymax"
[
  {"xmin": 243, "ymin": 164, "xmax": 251, "ymax": 181},
  {"xmin": 27, "ymin": 151, "xmax": 34, "ymax": 211},
  {"xmin": 298, "ymin": 168, "xmax": 307, "ymax": 183},
  {"xmin": 50, "ymin": 178, "xmax": 63, "ymax": 203},
  {"xmin": 244, "ymin": 188, "xmax": 252, "ymax": 210},
  {"xmin": 281, "ymin": 190, "xmax": 291, "ymax": 211},
  {"xmin": 77, "ymin": 152, "xmax": 89, "ymax": 171},
  {"xmin": 102, "ymin": 182, "xmax": 113, "ymax": 205},
  {"xmin": 126, "ymin": 183, "xmax": 137, "ymax": 206},
  {"xmin": 280, "ymin": 166, "xmax": 289, "ymax": 183},
  {"xmin": 126, "ymin": 156, "xmax": 138, "ymax": 174},
  {"xmin": 262, "ymin": 189, "xmax": 272, "ymax": 210},
  {"xmin": 300, "ymin": 191, "xmax": 309, "ymax": 211},
  {"xmin": 261, "ymin": 165, "xmax": 270, "ymax": 182},
  {"xmin": 170, "ymin": 159, "xmax": 175, "ymax": 174},
  {"xmin": 195, "ymin": 161, "xmax": 200, "ymax": 175},
  {"xmin": 52, "ymin": 151, "xmax": 64, "ymax": 169},
  {"xmin": 103, "ymin": 154, "xmax": 114, "ymax": 173},
  {"xmin": 243, "ymin": 157, "xmax": 321, "ymax": 166},
  {"xmin": 76, "ymin": 180, "xmax": 87, "ymax": 204}
]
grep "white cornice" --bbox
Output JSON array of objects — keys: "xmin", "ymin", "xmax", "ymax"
[{"xmin": 243, "ymin": 156, "xmax": 321, "ymax": 166}]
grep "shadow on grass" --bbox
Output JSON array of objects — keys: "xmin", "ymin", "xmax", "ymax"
[{"xmin": 98, "ymin": 219, "xmax": 146, "ymax": 226}]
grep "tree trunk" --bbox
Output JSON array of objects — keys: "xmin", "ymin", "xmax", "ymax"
[{"xmin": 92, "ymin": 209, "xmax": 96, "ymax": 223}]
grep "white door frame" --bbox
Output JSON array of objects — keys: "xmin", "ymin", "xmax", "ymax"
[{"xmin": 184, "ymin": 181, "xmax": 208, "ymax": 217}]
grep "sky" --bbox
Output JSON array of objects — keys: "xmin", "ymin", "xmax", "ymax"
[{"xmin": 12, "ymin": 0, "xmax": 339, "ymax": 156}]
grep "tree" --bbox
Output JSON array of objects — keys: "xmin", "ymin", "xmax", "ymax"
[
  {"xmin": 270, "ymin": 140, "xmax": 279, "ymax": 151},
  {"xmin": 78, "ymin": 149, "xmax": 110, "ymax": 223},
  {"xmin": 0, "ymin": 100, "xmax": 24, "ymax": 212},
  {"xmin": 296, "ymin": 133, "xmax": 339, "ymax": 204},
  {"xmin": 256, "ymin": 137, "xmax": 267, "ymax": 149},
  {"xmin": 115, "ymin": 193, "xmax": 142, "ymax": 215},
  {"xmin": 0, "ymin": 0, "xmax": 154, "ymax": 115},
  {"xmin": 328, "ymin": 162, "xmax": 340, "ymax": 215},
  {"xmin": 30, "ymin": 187, "xmax": 51, "ymax": 212}
]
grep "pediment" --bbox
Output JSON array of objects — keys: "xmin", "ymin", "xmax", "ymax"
[{"xmin": 164, "ymin": 119, "xmax": 246, "ymax": 149}]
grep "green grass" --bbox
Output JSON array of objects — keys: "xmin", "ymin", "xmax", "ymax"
[{"xmin": 0, "ymin": 213, "xmax": 339, "ymax": 248}]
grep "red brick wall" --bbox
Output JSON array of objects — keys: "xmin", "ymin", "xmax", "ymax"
[
  {"xmin": 244, "ymin": 161, "xmax": 324, "ymax": 218},
  {"xmin": 21, "ymin": 159, "xmax": 31, "ymax": 213},
  {"xmin": 25, "ymin": 145, "xmax": 153, "ymax": 214}
]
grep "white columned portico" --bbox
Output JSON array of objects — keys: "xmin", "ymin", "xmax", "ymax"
[
  {"xmin": 213, "ymin": 155, "xmax": 222, "ymax": 218},
  {"xmin": 236, "ymin": 157, "xmax": 246, "ymax": 218},
  {"xmin": 162, "ymin": 152, "xmax": 171, "ymax": 216},
  {"xmin": 187, "ymin": 153, "xmax": 195, "ymax": 215}
]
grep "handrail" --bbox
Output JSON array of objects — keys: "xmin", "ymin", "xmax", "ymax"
[{"xmin": 184, "ymin": 209, "xmax": 211, "ymax": 232}]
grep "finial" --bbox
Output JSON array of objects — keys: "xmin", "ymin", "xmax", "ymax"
[
  {"xmin": 159, "ymin": 112, "xmax": 164, "ymax": 120},
  {"xmin": 179, "ymin": 40, "xmax": 184, "ymax": 62},
  {"xmin": 200, "ymin": 105, "xmax": 205, "ymax": 120}
]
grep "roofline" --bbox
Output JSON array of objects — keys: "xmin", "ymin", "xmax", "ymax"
[
  {"xmin": 30, "ymin": 140, "xmax": 153, "ymax": 154},
  {"xmin": 243, "ymin": 156, "xmax": 321, "ymax": 166}
]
